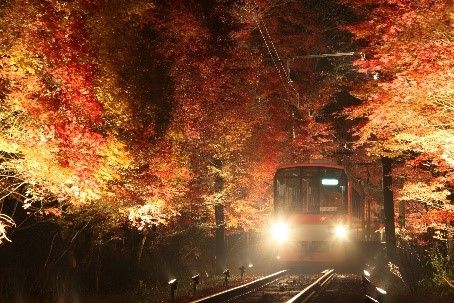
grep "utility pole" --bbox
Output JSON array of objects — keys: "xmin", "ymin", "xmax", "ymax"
[
  {"xmin": 382, "ymin": 157, "xmax": 396, "ymax": 259},
  {"xmin": 213, "ymin": 158, "xmax": 226, "ymax": 274}
]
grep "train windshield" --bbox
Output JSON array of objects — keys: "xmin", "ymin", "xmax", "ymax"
[{"xmin": 274, "ymin": 167, "xmax": 347, "ymax": 214}]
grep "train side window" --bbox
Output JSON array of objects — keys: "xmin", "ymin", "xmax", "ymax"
[
  {"xmin": 301, "ymin": 168, "xmax": 319, "ymax": 213},
  {"xmin": 352, "ymin": 189, "xmax": 362, "ymax": 219}
]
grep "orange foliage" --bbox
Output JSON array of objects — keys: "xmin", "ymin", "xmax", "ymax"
[
  {"xmin": 345, "ymin": 0, "xmax": 454, "ymax": 236},
  {"xmin": 0, "ymin": 0, "xmax": 362, "ymax": 239}
]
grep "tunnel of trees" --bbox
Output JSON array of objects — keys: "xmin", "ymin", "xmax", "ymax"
[{"xmin": 0, "ymin": 0, "xmax": 452, "ymax": 301}]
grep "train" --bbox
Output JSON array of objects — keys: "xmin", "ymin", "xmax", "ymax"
[{"xmin": 271, "ymin": 161, "xmax": 368, "ymax": 263}]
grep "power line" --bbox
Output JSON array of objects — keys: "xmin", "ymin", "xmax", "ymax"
[
  {"xmin": 258, "ymin": 15, "xmax": 300, "ymax": 105},
  {"xmin": 259, "ymin": 15, "xmax": 290, "ymax": 80},
  {"xmin": 252, "ymin": 5, "xmax": 299, "ymax": 107},
  {"xmin": 254, "ymin": 16, "xmax": 288, "ymax": 93}
]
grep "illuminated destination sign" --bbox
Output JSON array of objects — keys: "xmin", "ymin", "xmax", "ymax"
[
  {"xmin": 321, "ymin": 178, "xmax": 339, "ymax": 186},
  {"xmin": 320, "ymin": 207, "xmax": 337, "ymax": 212}
]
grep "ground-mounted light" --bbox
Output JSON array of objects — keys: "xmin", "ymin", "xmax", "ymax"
[
  {"xmin": 271, "ymin": 222, "xmax": 290, "ymax": 242},
  {"xmin": 376, "ymin": 287, "xmax": 387, "ymax": 303},
  {"xmin": 191, "ymin": 274, "xmax": 200, "ymax": 296},
  {"xmin": 376, "ymin": 287, "xmax": 386, "ymax": 294},
  {"xmin": 239, "ymin": 265, "xmax": 246, "ymax": 280},
  {"xmin": 362, "ymin": 269, "xmax": 371, "ymax": 287},
  {"xmin": 168, "ymin": 278, "xmax": 177, "ymax": 303},
  {"xmin": 191, "ymin": 274, "xmax": 200, "ymax": 284},
  {"xmin": 168, "ymin": 278, "xmax": 177, "ymax": 288},
  {"xmin": 248, "ymin": 263, "xmax": 253, "ymax": 268},
  {"xmin": 223, "ymin": 269, "xmax": 230, "ymax": 286}
]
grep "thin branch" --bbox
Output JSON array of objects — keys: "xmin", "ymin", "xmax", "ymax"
[
  {"xmin": 444, "ymin": 277, "xmax": 454, "ymax": 289},
  {"xmin": 54, "ymin": 221, "xmax": 91, "ymax": 265},
  {"xmin": 0, "ymin": 181, "xmax": 26, "ymax": 201},
  {"xmin": 44, "ymin": 232, "xmax": 58, "ymax": 269}
]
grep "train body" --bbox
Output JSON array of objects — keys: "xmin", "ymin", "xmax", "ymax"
[{"xmin": 271, "ymin": 162, "xmax": 366, "ymax": 263}]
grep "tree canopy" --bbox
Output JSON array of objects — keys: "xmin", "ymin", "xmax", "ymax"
[
  {"xmin": 0, "ymin": 0, "xmax": 356, "ymax": 241},
  {"xmin": 0, "ymin": 0, "xmax": 451, "ymax": 244},
  {"xmin": 343, "ymin": 0, "xmax": 454, "ymax": 237}
]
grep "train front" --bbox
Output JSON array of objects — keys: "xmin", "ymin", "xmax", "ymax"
[{"xmin": 271, "ymin": 164, "xmax": 350, "ymax": 263}]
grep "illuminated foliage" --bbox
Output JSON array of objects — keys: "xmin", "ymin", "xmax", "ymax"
[
  {"xmin": 344, "ymin": 0, "xmax": 454, "ymax": 236},
  {"xmin": 0, "ymin": 0, "xmax": 180, "ymax": 235},
  {"xmin": 0, "ymin": 214, "xmax": 15, "ymax": 244},
  {"xmin": 0, "ymin": 0, "xmax": 365, "ymax": 241}
]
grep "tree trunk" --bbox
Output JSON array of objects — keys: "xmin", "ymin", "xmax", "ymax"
[
  {"xmin": 382, "ymin": 157, "xmax": 396, "ymax": 259},
  {"xmin": 213, "ymin": 158, "xmax": 225, "ymax": 274},
  {"xmin": 95, "ymin": 247, "xmax": 101, "ymax": 292},
  {"xmin": 137, "ymin": 232, "xmax": 147, "ymax": 265}
]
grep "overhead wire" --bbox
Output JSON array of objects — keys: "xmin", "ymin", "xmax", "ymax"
[
  {"xmin": 253, "ymin": 15, "xmax": 288, "ymax": 93},
  {"xmin": 252, "ymin": 4, "xmax": 299, "ymax": 107},
  {"xmin": 259, "ymin": 15, "xmax": 289, "ymax": 81},
  {"xmin": 252, "ymin": 3, "xmax": 303, "ymax": 141},
  {"xmin": 259, "ymin": 15, "xmax": 300, "ymax": 106},
  {"xmin": 251, "ymin": 3, "xmax": 370, "ymax": 155}
]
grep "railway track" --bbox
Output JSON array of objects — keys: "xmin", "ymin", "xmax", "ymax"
[
  {"xmin": 189, "ymin": 269, "xmax": 335, "ymax": 303},
  {"xmin": 303, "ymin": 272, "xmax": 365, "ymax": 303},
  {"xmin": 286, "ymin": 269, "xmax": 334, "ymax": 303}
]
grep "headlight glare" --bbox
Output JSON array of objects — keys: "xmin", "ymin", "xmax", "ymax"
[
  {"xmin": 334, "ymin": 225, "xmax": 348, "ymax": 239},
  {"xmin": 271, "ymin": 222, "xmax": 289, "ymax": 242}
]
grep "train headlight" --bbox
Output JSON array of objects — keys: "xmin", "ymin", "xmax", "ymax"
[
  {"xmin": 271, "ymin": 222, "xmax": 289, "ymax": 242},
  {"xmin": 334, "ymin": 225, "xmax": 348, "ymax": 239}
]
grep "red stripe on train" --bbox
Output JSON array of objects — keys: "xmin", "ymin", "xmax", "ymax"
[{"xmin": 286, "ymin": 214, "xmax": 337, "ymax": 224}]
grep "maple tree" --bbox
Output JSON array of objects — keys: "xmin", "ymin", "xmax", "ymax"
[
  {"xmin": 0, "ymin": 0, "xmax": 364, "ymax": 246},
  {"xmin": 7, "ymin": 0, "xmax": 454, "ymax": 300},
  {"xmin": 142, "ymin": 0, "xmax": 360, "ymax": 232},
  {"xmin": 140, "ymin": 0, "xmax": 275, "ymax": 231},
  {"xmin": 0, "ymin": 0, "xmax": 192, "ymax": 247},
  {"xmin": 0, "ymin": 1, "xmax": 114, "ymax": 205},
  {"xmin": 343, "ymin": 0, "xmax": 454, "ymax": 239}
]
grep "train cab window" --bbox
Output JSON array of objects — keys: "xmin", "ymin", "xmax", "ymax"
[
  {"xmin": 352, "ymin": 189, "xmax": 363, "ymax": 219},
  {"xmin": 318, "ymin": 169, "xmax": 347, "ymax": 214},
  {"xmin": 275, "ymin": 167, "xmax": 347, "ymax": 214},
  {"xmin": 275, "ymin": 168, "xmax": 302, "ymax": 212},
  {"xmin": 301, "ymin": 167, "xmax": 322, "ymax": 213}
]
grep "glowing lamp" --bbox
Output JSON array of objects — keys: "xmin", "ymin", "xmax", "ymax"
[
  {"xmin": 223, "ymin": 269, "xmax": 230, "ymax": 286},
  {"xmin": 239, "ymin": 265, "xmax": 246, "ymax": 279},
  {"xmin": 362, "ymin": 269, "xmax": 371, "ymax": 287},
  {"xmin": 376, "ymin": 287, "xmax": 387, "ymax": 295},
  {"xmin": 191, "ymin": 274, "xmax": 200, "ymax": 296},
  {"xmin": 191, "ymin": 274, "xmax": 200, "ymax": 284},
  {"xmin": 168, "ymin": 278, "xmax": 177, "ymax": 303},
  {"xmin": 168, "ymin": 278, "xmax": 177, "ymax": 288},
  {"xmin": 376, "ymin": 287, "xmax": 387, "ymax": 303}
]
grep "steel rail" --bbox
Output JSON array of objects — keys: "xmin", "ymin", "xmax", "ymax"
[
  {"xmin": 365, "ymin": 294, "xmax": 379, "ymax": 303},
  {"xmin": 189, "ymin": 269, "xmax": 287, "ymax": 303},
  {"xmin": 285, "ymin": 269, "xmax": 335, "ymax": 303}
]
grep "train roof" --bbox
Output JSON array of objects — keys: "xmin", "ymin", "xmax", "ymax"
[
  {"xmin": 276, "ymin": 162, "xmax": 344, "ymax": 170},
  {"xmin": 275, "ymin": 162, "xmax": 364, "ymax": 194}
]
